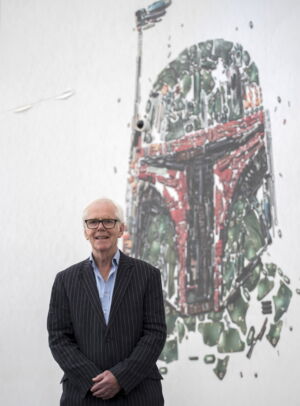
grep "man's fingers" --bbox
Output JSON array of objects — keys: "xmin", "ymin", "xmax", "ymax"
[
  {"xmin": 92, "ymin": 372, "xmax": 105, "ymax": 382},
  {"xmin": 90, "ymin": 381, "xmax": 105, "ymax": 392},
  {"xmin": 92, "ymin": 389, "xmax": 106, "ymax": 397},
  {"xmin": 90, "ymin": 370, "xmax": 120, "ymax": 399},
  {"xmin": 92, "ymin": 387, "xmax": 113, "ymax": 399}
]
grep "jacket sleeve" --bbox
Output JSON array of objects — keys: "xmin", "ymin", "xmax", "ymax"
[
  {"xmin": 109, "ymin": 267, "xmax": 167, "ymax": 394},
  {"xmin": 47, "ymin": 273, "xmax": 100, "ymax": 399}
]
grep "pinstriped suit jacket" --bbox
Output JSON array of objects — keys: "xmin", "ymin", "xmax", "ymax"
[{"xmin": 47, "ymin": 251, "xmax": 166, "ymax": 405}]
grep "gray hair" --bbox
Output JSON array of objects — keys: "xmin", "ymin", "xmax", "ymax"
[{"xmin": 82, "ymin": 197, "xmax": 125, "ymax": 224}]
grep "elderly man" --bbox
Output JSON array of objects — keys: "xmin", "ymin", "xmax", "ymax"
[{"xmin": 47, "ymin": 198, "xmax": 166, "ymax": 405}]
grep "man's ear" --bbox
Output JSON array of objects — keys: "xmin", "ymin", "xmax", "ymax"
[{"xmin": 119, "ymin": 223, "xmax": 125, "ymax": 236}]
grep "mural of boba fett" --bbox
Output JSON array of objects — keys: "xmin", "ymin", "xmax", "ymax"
[{"xmin": 124, "ymin": 35, "xmax": 293, "ymax": 379}]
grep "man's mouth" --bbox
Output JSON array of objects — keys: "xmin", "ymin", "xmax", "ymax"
[{"xmin": 95, "ymin": 235, "xmax": 109, "ymax": 240}]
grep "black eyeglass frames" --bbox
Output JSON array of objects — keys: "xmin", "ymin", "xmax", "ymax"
[{"xmin": 84, "ymin": 219, "xmax": 119, "ymax": 229}]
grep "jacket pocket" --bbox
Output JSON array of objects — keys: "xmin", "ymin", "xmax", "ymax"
[{"xmin": 60, "ymin": 375, "xmax": 68, "ymax": 384}]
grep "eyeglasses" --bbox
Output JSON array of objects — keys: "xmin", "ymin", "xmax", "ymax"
[{"xmin": 85, "ymin": 219, "xmax": 119, "ymax": 229}]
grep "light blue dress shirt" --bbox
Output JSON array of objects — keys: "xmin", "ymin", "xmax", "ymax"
[{"xmin": 89, "ymin": 249, "xmax": 120, "ymax": 324}]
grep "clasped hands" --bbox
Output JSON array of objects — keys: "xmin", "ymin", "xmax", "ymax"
[{"xmin": 90, "ymin": 370, "xmax": 121, "ymax": 400}]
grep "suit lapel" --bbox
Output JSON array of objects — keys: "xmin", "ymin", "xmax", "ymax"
[
  {"xmin": 80, "ymin": 259, "xmax": 106, "ymax": 327},
  {"xmin": 107, "ymin": 252, "xmax": 133, "ymax": 328}
]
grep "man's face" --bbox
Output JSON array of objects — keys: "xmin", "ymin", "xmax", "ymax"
[{"xmin": 84, "ymin": 201, "xmax": 124, "ymax": 256}]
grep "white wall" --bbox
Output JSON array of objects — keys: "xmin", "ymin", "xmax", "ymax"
[{"xmin": 0, "ymin": 1, "xmax": 299, "ymax": 405}]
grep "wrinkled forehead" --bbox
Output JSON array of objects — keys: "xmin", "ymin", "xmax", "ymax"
[{"xmin": 84, "ymin": 201, "xmax": 118, "ymax": 220}]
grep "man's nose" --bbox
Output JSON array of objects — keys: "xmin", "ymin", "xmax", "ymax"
[{"xmin": 97, "ymin": 221, "xmax": 106, "ymax": 230}]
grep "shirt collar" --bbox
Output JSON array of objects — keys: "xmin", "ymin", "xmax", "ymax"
[{"xmin": 89, "ymin": 249, "xmax": 120, "ymax": 268}]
